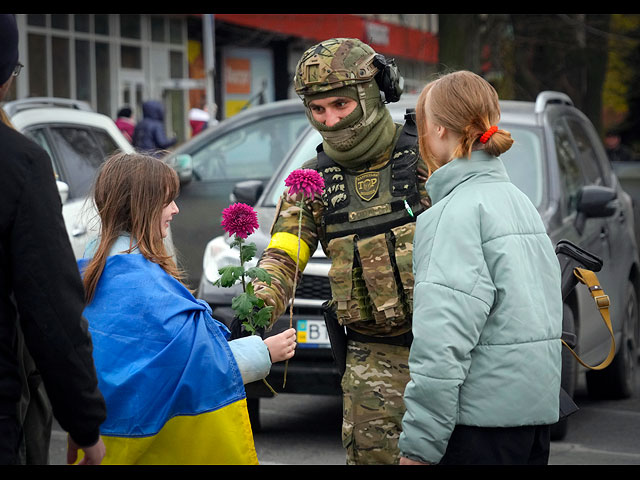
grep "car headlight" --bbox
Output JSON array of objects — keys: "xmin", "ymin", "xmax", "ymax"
[{"xmin": 202, "ymin": 235, "xmax": 258, "ymax": 285}]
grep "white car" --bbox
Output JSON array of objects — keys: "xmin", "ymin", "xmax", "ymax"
[{"xmin": 3, "ymin": 98, "xmax": 135, "ymax": 258}]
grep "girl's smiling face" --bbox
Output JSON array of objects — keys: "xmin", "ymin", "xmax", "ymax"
[{"xmin": 160, "ymin": 200, "xmax": 179, "ymax": 238}]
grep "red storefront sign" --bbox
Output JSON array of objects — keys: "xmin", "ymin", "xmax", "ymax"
[{"xmin": 213, "ymin": 14, "xmax": 438, "ymax": 64}]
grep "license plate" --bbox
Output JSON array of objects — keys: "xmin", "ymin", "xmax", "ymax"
[{"xmin": 296, "ymin": 319, "xmax": 330, "ymax": 348}]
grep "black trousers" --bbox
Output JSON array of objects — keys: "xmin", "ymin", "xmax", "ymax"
[
  {"xmin": 439, "ymin": 424, "xmax": 551, "ymax": 465},
  {"xmin": 0, "ymin": 415, "xmax": 21, "ymax": 465}
]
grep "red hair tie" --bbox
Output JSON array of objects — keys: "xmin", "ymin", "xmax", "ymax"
[{"xmin": 479, "ymin": 125, "xmax": 498, "ymax": 144}]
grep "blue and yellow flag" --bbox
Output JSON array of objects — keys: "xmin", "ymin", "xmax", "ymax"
[{"xmin": 78, "ymin": 254, "xmax": 259, "ymax": 465}]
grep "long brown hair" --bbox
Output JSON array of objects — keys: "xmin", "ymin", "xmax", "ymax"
[
  {"xmin": 82, "ymin": 152, "xmax": 186, "ymax": 302},
  {"xmin": 416, "ymin": 70, "xmax": 514, "ymax": 175}
]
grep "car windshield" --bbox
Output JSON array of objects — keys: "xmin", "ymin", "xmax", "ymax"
[
  {"xmin": 499, "ymin": 125, "xmax": 545, "ymax": 208},
  {"xmin": 188, "ymin": 112, "xmax": 309, "ymax": 181},
  {"xmin": 263, "ymin": 124, "xmax": 545, "ymax": 209}
]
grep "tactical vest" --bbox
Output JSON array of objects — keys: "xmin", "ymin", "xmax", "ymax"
[{"xmin": 318, "ymin": 112, "xmax": 425, "ymax": 337}]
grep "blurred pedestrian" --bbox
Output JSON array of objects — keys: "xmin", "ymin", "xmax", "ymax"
[
  {"xmin": 0, "ymin": 13, "xmax": 106, "ymax": 465},
  {"xmin": 604, "ymin": 128, "xmax": 636, "ymax": 162},
  {"xmin": 79, "ymin": 152, "xmax": 295, "ymax": 464},
  {"xmin": 114, "ymin": 106, "xmax": 135, "ymax": 143},
  {"xmin": 188, "ymin": 97, "xmax": 215, "ymax": 137},
  {"xmin": 132, "ymin": 100, "xmax": 177, "ymax": 157},
  {"xmin": 399, "ymin": 70, "xmax": 563, "ymax": 466},
  {"xmin": 250, "ymin": 37, "xmax": 429, "ymax": 464}
]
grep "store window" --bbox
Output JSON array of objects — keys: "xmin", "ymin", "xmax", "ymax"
[
  {"xmin": 96, "ymin": 42, "xmax": 111, "ymax": 115},
  {"xmin": 169, "ymin": 19, "xmax": 182, "ymax": 44},
  {"xmin": 52, "ymin": 36, "xmax": 70, "ymax": 98},
  {"xmin": 170, "ymin": 51, "xmax": 184, "ymax": 79},
  {"xmin": 75, "ymin": 14, "xmax": 90, "ymax": 33},
  {"xmin": 121, "ymin": 46, "xmax": 142, "ymax": 69},
  {"xmin": 28, "ymin": 33, "xmax": 47, "ymax": 97},
  {"xmin": 75, "ymin": 40, "xmax": 91, "ymax": 102},
  {"xmin": 151, "ymin": 17, "xmax": 165, "ymax": 42},
  {"xmin": 27, "ymin": 14, "xmax": 46, "ymax": 27},
  {"xmin": 51, "ymin": 14, "xmax": 69, "ymax": 30},
  {"xmin": 94, "ymin": 15, "xmax": 109, "ymax": 35},
  {"xmin": 120, "ymin": 14, "xmax": 141, "ymax": 39}
]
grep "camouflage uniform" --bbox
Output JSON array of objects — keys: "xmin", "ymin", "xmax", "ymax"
[{"xmin": 253, "ymin": 38, "xmax": 428, "ymax": 465}]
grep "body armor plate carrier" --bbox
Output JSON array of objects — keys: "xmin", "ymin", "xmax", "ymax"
[{"xmin": 318, "ymin": 113, "xmax": 425, "ymax": 336}]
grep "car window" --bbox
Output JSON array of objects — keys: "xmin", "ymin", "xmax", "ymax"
[
  {"xmin": 566, "ymin": 118, "xmax": 604, "ymax": 186},
  {"xmin": 500, "ymin": 126, "xmax": 545, "ymax": 208},
  {"xmin": 190, "ymin": 112, "xmax": 309, "ymax": 182},
  {"xmin": 552, "ymin": 120, "xmax": 583, "ymax": 214},
  {"xmin": 22, "ymin": 127, "xmax": 62, "ymax": 181},
  {"xmin": 48, "ymin": 127, "xmax": 107, "ymax": 199},
  {"xmin": 93, "ymin": 128, "xmax": 122, "ymax": 157},
  {"xmin": 567, "ymin": 118, "xmax": 603, "ymax": 185},
  {"xmin": 264, "ymin": 129, "xmax": 322, "ymax": 207}
]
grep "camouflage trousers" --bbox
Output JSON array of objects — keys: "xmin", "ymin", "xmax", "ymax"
[{"xmin": 341, "ymin": 339, "xmax": 410, "ymax": 465}]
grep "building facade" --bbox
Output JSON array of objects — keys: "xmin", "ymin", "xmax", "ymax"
[{"xmin": 8, "ymin": 14, "xmax": 438, "ymax": 145}]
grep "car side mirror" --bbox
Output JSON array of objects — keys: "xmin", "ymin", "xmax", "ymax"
[
  {"xmin": 574, "ymin": 185, "xmax": 617, "ymax": 234},
  {"xmin": 231, "ymin": 180, "xmax": 264, "ymax": 206},
  {"xmin": 173, "ymin": 154, "xmax": 193, "ymax": 185},
  {"xmin": 57, "ymin": 180, "xmax": 69, "ymax": 204}
]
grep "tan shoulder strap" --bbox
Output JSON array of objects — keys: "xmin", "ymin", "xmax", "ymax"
[{"xmin": 561, "ymin": 267, "xmax": 616, "ymax": 371}]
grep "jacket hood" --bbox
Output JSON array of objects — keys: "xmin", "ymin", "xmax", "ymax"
[{"xmin": 142, "ymin": 101, "xmax": 165, "ymax": 121}]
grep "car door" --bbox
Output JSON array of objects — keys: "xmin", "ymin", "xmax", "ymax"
[
  {"xmin": 22, "ymin": 124, "xmax": 120, "ymax": 258},
  {"xmin": 171, "ymin": 111, "xmax": 309, "ymax": 290},
  {"xmin": 552, "ymin": 115, "xmax": 614, "ymax": 361}
]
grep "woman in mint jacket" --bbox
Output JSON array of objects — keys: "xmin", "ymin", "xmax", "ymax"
[{"xmin": 399, "ymin": 71, "xmax": 563, "ymax": 465}]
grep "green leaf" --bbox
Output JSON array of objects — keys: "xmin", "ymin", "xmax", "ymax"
[
  {"xmin": 231, "ymin": 292, "xmax": 255, "ymax": 319},
  {"xmin": 242, "ymin": 321, "xmax": 257, "ymax": 335},
  {"xmin": 252, "ymin": 306, "xmax": 273, "ymax": 329},
  {"xmin": 215, "ymin": 265, "xmax": 244, "ymax": 288},
  {"xmin": 240, "ymin": 242, "xmax": 257, "ymax": 263},
  {"xmin": 246, "ymin": 267, "xmax": 271, "ymax": 285}
]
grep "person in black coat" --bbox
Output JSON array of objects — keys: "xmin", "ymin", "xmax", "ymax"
[
  {"xmin": 132, "ymin": 100, "xmax": 177, "ymax": 157},
  {"xmin": 0, "ymin": 14, "xmax": 106, "ymax": 465}
]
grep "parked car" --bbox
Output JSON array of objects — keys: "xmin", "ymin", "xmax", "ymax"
[
  {"xmin": 611, "ymin": 160, "xmax": 640, "ymax": 248},
  {"xmin": 199, "ymin": 91, "xmax": 640, "ymax": 438},
  {"xmin": 164, "ymin": 100, "xmax": 311, "ymax": 289},
  {"xmin": 3, "ymin": 97, "xmax": 135, "ymax": 258}
]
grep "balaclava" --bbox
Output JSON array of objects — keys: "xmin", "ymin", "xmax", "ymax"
[{"xmin": 304, "ymin": 80, "xmax": 396, "ymax": 169}]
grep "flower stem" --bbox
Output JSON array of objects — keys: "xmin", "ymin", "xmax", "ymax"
[{"xmin": 283, "ymin": 200, "xmax": 303, "ymax": 388}]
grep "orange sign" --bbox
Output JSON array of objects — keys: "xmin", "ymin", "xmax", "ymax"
[{"xmin": 225, "ymin": 58, "xmax": 251, "ymax": 95}]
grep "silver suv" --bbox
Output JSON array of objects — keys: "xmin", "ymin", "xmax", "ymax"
[
  {"xmin": 199, "ymin": 92, "xmax": 639, "ymax": 438},
  {"xmin": 3, "ymin": 97, "xmax": 135, "ymax": 258}
]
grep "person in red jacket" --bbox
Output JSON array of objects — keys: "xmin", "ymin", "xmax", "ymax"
[{"xmin": 115, "ymin": 106, "xmax": 135, "ymax": 143}]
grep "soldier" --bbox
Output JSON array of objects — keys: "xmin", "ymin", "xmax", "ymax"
[{"xmin": 252, "ymin": 38, "xmax": 429, "ymax": 464}]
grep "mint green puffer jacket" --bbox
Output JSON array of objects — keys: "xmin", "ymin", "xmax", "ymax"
[{"xmin": 399, "ymin": 151, "xmax": 563, "ymax": 464}]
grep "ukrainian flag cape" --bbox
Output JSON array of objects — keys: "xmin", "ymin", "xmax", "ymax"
[{"xmin": 78, "ymin": 254, "xmax": 259, "ymax": 465}]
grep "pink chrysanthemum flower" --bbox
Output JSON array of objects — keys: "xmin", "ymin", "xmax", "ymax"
[
  {"xmin": 221, "ymin": 203, "xmax": 259, "ymax": 239},
  {"xmin": 284, "ymin": 169, "xmax": 325, "ymax": 200}
]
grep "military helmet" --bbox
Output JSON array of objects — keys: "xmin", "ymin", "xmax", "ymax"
[{"xmin": 294, "ymin": 38, "xmax": 380, "ymax": 96}]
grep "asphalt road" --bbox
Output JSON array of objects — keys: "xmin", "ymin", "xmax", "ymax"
[{"xmin": 47, "ymin": 367, "xmax": 640, "ymax": 465}]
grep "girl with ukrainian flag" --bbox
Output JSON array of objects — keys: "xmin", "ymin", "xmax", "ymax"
[{"xmin": 78, "ymin": 152, "xmax": 296, "ymax": 464}]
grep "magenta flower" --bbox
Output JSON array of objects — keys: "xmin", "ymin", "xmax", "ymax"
[
  {"xmin": 221, "ymin": 203, "xmax": 259, "ymax": 239},
  {"xmin": 284, "ymin": 169, "xmax": 325, "ymax": 200}
]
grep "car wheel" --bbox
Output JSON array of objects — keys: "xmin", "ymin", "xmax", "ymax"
[
  {"xmin": 552, "ymin": 303, "xmax": 577, "ymax": 441},
  {"xmin": 586, "ymin": 280, "xmax": 638, "ymax": 399}
]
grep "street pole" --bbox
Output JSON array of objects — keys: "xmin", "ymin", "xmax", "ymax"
[{"xmin": 203, "ymin": 14, "xmax": 217, "ymax": 120}]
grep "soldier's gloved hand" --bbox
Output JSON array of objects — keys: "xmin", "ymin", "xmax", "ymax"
[{"xmin": 229, "ymin": 308, "xmax": 266, "ymax": 340}]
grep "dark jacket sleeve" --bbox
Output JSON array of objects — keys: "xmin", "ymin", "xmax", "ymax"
[
  {"xmin": 7, "ymin": 130, "xmax": 106, "ymax": 446},
  {"xmin": 151, "ymin": 121, "xmax": 177, "ymax": 150}
]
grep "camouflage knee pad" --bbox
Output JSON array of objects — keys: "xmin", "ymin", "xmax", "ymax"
[{"xmin": 341, "ymin": 339, "xmax": 410, "ymax": 465}]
